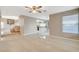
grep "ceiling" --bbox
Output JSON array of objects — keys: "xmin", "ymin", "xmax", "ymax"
[{"xmin": 0, "ymin": 6, "xmax": 78, "ymax": 20}]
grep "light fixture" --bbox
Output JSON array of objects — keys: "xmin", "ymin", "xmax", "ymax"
[
  {"xmin": 1, "ymin": 22, "xmax": 4, "ymax": 35},
  {"xmin": 1, "ymin": 22, "xmax": 4, "ymax": 29},
  {"xmin": 40, "ymin": 23, "xmax": 46, "ymax": 27},
  {"xmin": 32, "ymin": 10, "xmax": 37, "ymax": 13},
  {"xmin": 25, "ymin": 6, "xmax": 46, "ymax": 13},
  {"xmin": 2, "ymin": 16, "xmax": 19, "ymax": 20},
  {"xmin": 36, "ymin": 20, "xmax": 43, "ymax": 22}
]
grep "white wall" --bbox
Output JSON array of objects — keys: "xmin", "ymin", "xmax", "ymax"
[
  {"xmin": 20, "ymin": 15, "xmax": 48, "ymax": 36},
  {"xmin": 23, "ymin": 16, "xmax": 38, "ymax": 35},
  {"xmin": 1, "ymin": 18, "xmax": 11, "ymax": 35}
]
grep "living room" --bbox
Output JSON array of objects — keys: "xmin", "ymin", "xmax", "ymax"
[{"xmin": 0, "ymin": 6, "xmax": 79, "ymax": 52}]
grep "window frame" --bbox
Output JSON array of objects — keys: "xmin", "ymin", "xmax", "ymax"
[{"xmin": 62, "ymin": 14, "xmax": 79, "ymax": 34}]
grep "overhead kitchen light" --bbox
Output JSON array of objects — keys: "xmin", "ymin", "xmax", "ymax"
[
  {"xmin": 1, "ymin": 22, "xmax": 4, "ymax": 29},
  {"xmin": 2, "ymin": 16, "xmax": 19, "ymax": 20}
]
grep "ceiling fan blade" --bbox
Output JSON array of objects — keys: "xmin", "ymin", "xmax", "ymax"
[
  {"xmin": 29, "ymin": 11, "xmax": 32, "ymax": 13},
  {"xmin": 25, "ymin": 6, "xmax": 29, "ymax": 8},
  {"xmin": 37, "ymin": 10, "xmax": 42, "ymax": 13},
  {"xmin": 25, "ymin": 6, "xmax": 32, "ymax": 9},
  {"xmin": 37, "ymin": 6, "xmax": 42, "ymax": 9},
  {"xmin": 25, "ymin": 6, "xmax": 32, "ymax": 10}
]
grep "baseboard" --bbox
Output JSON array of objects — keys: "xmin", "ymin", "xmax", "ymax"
[
  {"xmin": 24, "ymin": 32, "xmax": 38, "ymax": 36},
  {"xmin": 50, "ymin": 35, "xmax": 77, "ymax": 40}
]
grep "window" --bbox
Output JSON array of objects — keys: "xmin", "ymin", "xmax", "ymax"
[{"xmin": 62, "ymin": 14, "xmax": 79, "ymax": 34}]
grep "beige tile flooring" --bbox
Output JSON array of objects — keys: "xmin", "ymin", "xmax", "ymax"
[{"xmin": 0, "ymin": 34, "xmax": 79, "ymax": 52}]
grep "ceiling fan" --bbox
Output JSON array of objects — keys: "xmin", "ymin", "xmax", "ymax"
[{"xmin": 25, "ymin": 6, "xmax": 46, "ymax": 13}]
